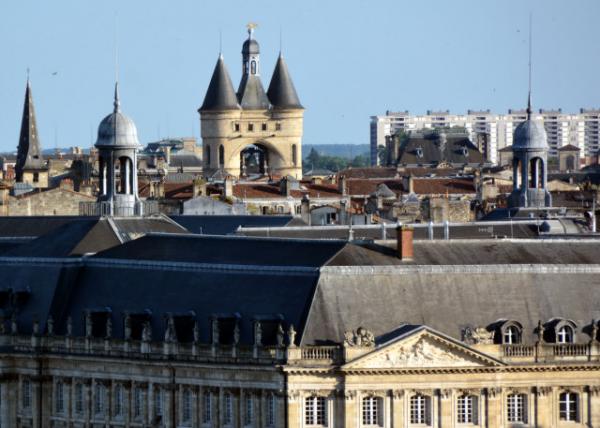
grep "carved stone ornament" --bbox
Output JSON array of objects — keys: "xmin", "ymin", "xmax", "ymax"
[
  {"xmin": 487, "ymin": 387, "xmax": 502, "ymax": 398},
  {"xmin": 344, "ymin": 390, "xmax": 357, "ymax": 400},
  {"xmin": 439, "ymin": 389, "xmax": 452, "ymax": 400},
  {"xmin": 392, "ymin": 390, "xmax": 404, "ymax": 400},
  {"xmin": 536, "ymin": 386, "xmax": 552, "ymax": 397},
  {"xmin": 344, "ymin": 327, "xmax": 375, "ymax": 347},
  {"xmin": 588, "ymin": 386, "xmax": 600, "ymax": 397},
  {"xmin": 462, "ymin": 326, "xmax": 494, "ymax": 345},
  {"xmin": 361, "ymin": 336, "xmax": 471, "ymax": 368}
]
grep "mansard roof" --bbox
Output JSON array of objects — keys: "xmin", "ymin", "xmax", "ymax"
[
  {"xmin": 199, "ymin": 55, "xmax": 241, "ymax": 112},
  {"xmin": 16, "ymin": 79, "xmax": 45, "ymax": 178},
  {"xmin": 237, "ymin": 74, "xmax": 270, "ymax": 109},
  {"xmin": 267, "ymin": 54, "xmax": 303, "ymax": 109}
]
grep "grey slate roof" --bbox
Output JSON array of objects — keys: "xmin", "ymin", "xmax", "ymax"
[
  {"xmin": 267, "ymin": 55, "xmax": 303, "ymax": 109},
  {"xmin": 16, "ymin": 79, "xmax": 45, "ymax": 180},
  {"xmin": 237, "ymin": 74, "xmax": 271, "ymax": 109},
  {"xmin": 199, "ymin": 56, "xmax": 241, "ymax": 112},
  {"xmin": 169, "ymin": 214, "xmax": 295, "ymax": 235},
  {"xmin": 396, "ymin": 133, "xmax": 484, "ymax": 166}
]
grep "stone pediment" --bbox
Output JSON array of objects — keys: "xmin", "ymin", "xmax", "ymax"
[{"xmin": 343, "ymin": 328, "xmax": 502, "ymax": 370}]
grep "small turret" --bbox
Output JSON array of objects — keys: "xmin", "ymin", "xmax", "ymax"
[
  {"xmin": 267, "ymin": 54, "xmax": 303, "ymax": 109},
  {"xmin": 237, "ymin": 24, "xmax": 270, "ymax": 109},
  {"xmin": 200, "ymin": 55, "xmax": 240, "ymax": 112}
]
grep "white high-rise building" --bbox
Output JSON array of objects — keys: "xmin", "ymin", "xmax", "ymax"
[{"xmin": 370, "ymin": 108, "xmax": 600, "ymax": 166}]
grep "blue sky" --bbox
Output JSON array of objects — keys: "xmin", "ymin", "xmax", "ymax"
[{"xmin": 0, "ymin": 0, "xmax": 599, "ymax": 152}]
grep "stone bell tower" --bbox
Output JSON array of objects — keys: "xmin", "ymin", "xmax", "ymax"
[{"xmin": 199, "ymin": 25, "xmax": 304, "ymax": 179}]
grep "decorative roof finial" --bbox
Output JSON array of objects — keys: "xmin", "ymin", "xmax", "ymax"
[
  {"xmin": 247, "ymin": 22, "xmax": 257, "ymax": 39},
  {"xmin": 113, "ymin": 82, "xmax": 121, "ymax": 113},
  {"xmin": 26, "ymin": 67, "xmax": 30, "ymax": 84}
]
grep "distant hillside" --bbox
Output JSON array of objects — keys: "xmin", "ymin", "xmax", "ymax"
[{"xmin": 303, "ymin": 144, "xmax": 369, "ymax": 159}]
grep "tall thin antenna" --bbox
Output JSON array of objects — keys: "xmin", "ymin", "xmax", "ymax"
[
  {"xmin": 279, "ymin": 26, "xmax": 283, "ymax": 54},
  {"xmin": 114, "ymin": 12, "xmax": 119, "ymax": 83},
  {"xmin": 527, "ymin": 12, "xmax": 532, "ymax": 119},
  {"xmin": 219, "ymin": 29, "xmax": 222, "ymax": 55},
  {"xmin": 26, "ymin": 67, "xmax": 30, "ymax": 83}
]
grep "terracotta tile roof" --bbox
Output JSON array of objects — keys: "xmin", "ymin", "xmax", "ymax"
[
  {"xmin": 233, "ymin": 182, "xmax": 342, "ymax": 199},
  {"xmin": 138, "ymin": 182, "xmax": 193, "ymax": 200},
  {"xmin": 412, "ymin": 178, "xmax": 476, "ymax": 195},
  {"xmin": 337, "ymin": 167, "xmax": 398, "ymax": 179},
  {"xmin": 346, "ymin": 179, "xmax": 404, "ymax": 196}
]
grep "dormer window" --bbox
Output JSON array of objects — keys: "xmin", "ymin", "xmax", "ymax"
[
  {"xmin": 491, "ymin": 320, "xmax": 523, "ymax": 345},
  {"xmin": 503, "ymin": 325, "xmax": 521, "ymax": 344},
  {"xmin": 415, "ymin": 147, "xmax": 424, "ymax": 158},
  {"xmin": 462, "ymin": 147, "xmax": 469, "ymax": 157},
  {"xmin": 557, "ymin": 325, "xmax": 574, "ymax": 344}
]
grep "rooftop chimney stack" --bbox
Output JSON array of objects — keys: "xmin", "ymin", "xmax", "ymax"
[{"xmin": 396, "ymin": 224, "xmax": 414, "ymax": 261}]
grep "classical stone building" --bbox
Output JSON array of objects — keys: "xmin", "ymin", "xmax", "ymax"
[
  {"xmin": 0, "ymin": 225, "xmax": 599, "ymax": 427},
  {"xmin": 199, "ymin": 25, "xmax": 304, "ymax": 179}
]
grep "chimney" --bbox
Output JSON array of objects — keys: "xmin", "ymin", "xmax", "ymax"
[
  {"xmin": 396, "ymin": 224, "xmax": 414, "ymax": 261},
  {"xmin": 403, "ymin": 175, "xmax": 414, "ymax": 194},
  {"xmin": 223, "ymin": 177, "xmax": 233, "ymax": 199},
  {"xmin": 193, "ymin": 177, "xmax": 207, "ymax": 198},
  {"xmin": 338, "ymin": 175, "xmax": 347, "ymax": 196},
  {"xmin": 300, "ymin": 195, "xmax": 311, "ymax": 225}
]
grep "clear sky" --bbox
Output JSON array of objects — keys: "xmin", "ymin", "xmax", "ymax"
[{"xmin": 0, "ymin": 0, "xmax": 599, "ymax": 153}]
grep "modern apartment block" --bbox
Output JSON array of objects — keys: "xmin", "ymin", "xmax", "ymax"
[{"xmin": 370, "ymin": 109, "xmax": 600, "ymax": 166}]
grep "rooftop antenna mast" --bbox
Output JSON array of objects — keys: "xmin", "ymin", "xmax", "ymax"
[
  {"xmin": 527, "ymin": 12, "xmax": 532, "ymax": 119},
  {"xmin": 279, "ymin": 26, "xmax": 283, "ymax": 54},
  {"xmin": 219, "ymin": 28, "xmax": 222, "ymax": 56}
]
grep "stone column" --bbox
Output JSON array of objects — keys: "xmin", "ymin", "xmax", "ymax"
[
  {"xmin": 343, "ymin": 390, "xmax": 357, "ymax": 428},
  {"xmin": 535, "ymin": 386, "xmax": 553, "ymax": 428}
]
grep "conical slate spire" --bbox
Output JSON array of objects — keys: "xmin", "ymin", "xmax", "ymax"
[
  {"xmin": 267, "ymin": 54, "xmax": 303, "ymax": 109},
  {"xmin": 237, "ymin": 75, "xmax": 270, "ymax": 109},
  {"xmin": 16, "ymin": 78, "xmax": 45, "ymax": 181},
  {"xmin": 199, "ymin": 55, "xmax": 240, "ymax": 112}
]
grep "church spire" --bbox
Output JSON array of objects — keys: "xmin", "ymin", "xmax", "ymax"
[
  {"xmin": 267, "ymin": 54, "xmax": 303, "ymax": 110},
  {"xmin": 199, "ymin": 55, "xmax": 240, "ymax": 111},
  {"xmin": 16, "ymin": 76, "xmax": 45, "ymax": 182}
]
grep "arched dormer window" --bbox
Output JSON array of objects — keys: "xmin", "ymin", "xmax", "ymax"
[
  {"xmin": 491, "ymin": 320, "xmax": 523, "ymax": 345},
  {"xmin": 557, "ymin": 325, "xmax": 574, "ymax": 344},
  {"xmin": 415, "ymin": 147, "xmax": 424, "ymax": 158}
]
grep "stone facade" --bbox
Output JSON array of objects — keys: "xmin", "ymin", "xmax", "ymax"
[
  {"xmin": 1, "ymin": 326, "xmax": 599, "ymax": 427},
  {"xmin": 3, "ymin": 186, "xmax": 95, "ymax": 216}
]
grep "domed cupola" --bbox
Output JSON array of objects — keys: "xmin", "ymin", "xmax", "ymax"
[
  {"xmin": 512, "ymin": 96, "xmax": 548, "ymax": 151},
  {"xmin": 95, "ymin": 83, "xmax": 140, "ymax": 149},
  {"xmin": 237, "ymin": 23, "xmax": 270, "ymax": 109}
]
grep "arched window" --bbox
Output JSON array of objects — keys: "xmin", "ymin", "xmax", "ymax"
[
  {"xmin": 292, "ymin": 144, "xmax": 298, "ymax": 166},
  {"xmin": 182, "ymin": 389, "xmax": 192, "ymax": 423},
  {"xmin": 205, "ymin": 145, "xmax": 211, "ymax": 166},
  {"xmin": 557, "ymin": 325, "xmax": 574, "ymax": 344},
  {"xmin": 75, "ymin": 383, "xmax": 84, "ymax": 414},
  {"xmin": 457, "ymin": 394, "xmax": 478, "ymax": 424},
  {"xmin": 507, "ymin": 393, "xmax": 527, "ymax": 423},
  {"xmin": 305, "ymin": 395, "xmax": 326, "ymax": 426},
  {"xmin": 503, "ymin": 324, "xmax": 522, "ymax": 344},
  {"xmin": 244, "ymin": 393, "xmax": 254, "ymax": 426},
  {"xmin": 251, "ymin": 60, "xmax": 257, "ymax": 74},
  {"xmin": 409, "ymin": 394, "xmax": 430, "ymax": 425},
  {"xmin": 362, "ymin": 396, "xmax": 382, "ymax": 426},
  {"xmin": 219, "ymin": 145, "xmax": 225, "ymax": 167},
  {"xmin": 559, "ymin": 392, "xmax": 579, "ymax": 421},
  {"xmin": 154, "ymin": 388, "xmax": 163, "ymax": 417},
  {"xmin": 114, "ymin": 384, "xmax": 124, "ymax": 417},
  {"xmin": 55, "ymin": 381, "xmax": 64, "ymax": 414}
]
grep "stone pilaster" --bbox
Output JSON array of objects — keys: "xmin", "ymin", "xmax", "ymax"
[
  {"xmin": 343, "ymin": 390, "xmax": 357, "ymax": 428},
  {"xmin": 286, "ymin": 391, "xmax": 301, "ymax": 428},
  {"xmin": 535, "ymin": 386, "xmax": 553, "ymax": 428},
  {"xmin": 589, "ymin": 386, "xmax": 600, "ymax": 427},
  {"xmin": 391, "ymin": 390, "xmax": 404, "ymax": 428},
  {"xmin": 438, "ymin": 389, "xmax": 452, "ymax": 428},
  {"xmin": 163, "ymin": 385, "xmax": 173, "ymax": 428}
]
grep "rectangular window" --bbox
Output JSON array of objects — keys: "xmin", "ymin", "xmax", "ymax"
[
  {"xmin": 94, "ymin": 384, "xmax": 106, "ymax": 415},
  {"xmin": 114, "ymin": 385, "xmax": 123, "ymax": 417},
  {"xmin": 154, "ymin": 388, "xmax": 163, "ymax": 417},
  {"xmin": 262, "ymin": 123, "xmax": 268, "ymax": 131},
  {"xmin": 457, "ymin": 395, "xmax": 478, "ymax": 424},
  {"xmin": 410, "ymin": 395, "xmax": 430, "ymax": 425},
  {"xmin": 507, "ymin": 393, "xmax": 526, "ymax": 423},
  {"xmin": 266, "ymin": 394, "xmax": 276, "ymax": 426},
  {"xmin": 55, "ymin": 381, "xmax": 64, "ymax": 414},
  {"xmin": 224, "ymin": 392, "xmax": 233, "ymax": 425},
  {"xmin": 182, "ymin": 389, "xmax": 192, "ymax": 423},
  {"xmin": 203, "ymin": 391, "xmax": 212, "ymax": 423},
  {"xmin": 244, "ymin": 394, "xmax": 254, "ymax": 426},
  {"xmin": 134, "ymin": 387, "xmax": 143, "ymax": 418},
  {"xmin": 248, "ymin": 123, "xmax": 254, "ymax": 132},
  {"xmin": 362, "ymin": 396, "xmax": 381, "ymax": 426},
  {"xmin": 559, "ymin": 392, "xmax": 578, "ymax": 421},
  {"xmin": 234, "ymin": 122, "xmax": 240, "ymax": 132},
  {"xmin": 275, "ymin": 122, "xmax": 282, "ymax": 131},
  {"xmin": 75, "ymin": 384, "xmax": 84, "ymax": 414},
  {"xmin": 305, "ymin": 396, "xmax": 326, "ymax": 426},
  {"xmin": 22, "ymin": 380, "xmax": 32, "ymax": 410}
]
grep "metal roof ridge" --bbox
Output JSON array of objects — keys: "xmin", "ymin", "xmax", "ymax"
[{"xmin": 320, "ymin": 264, "xmax": 600, "ymax": 274}]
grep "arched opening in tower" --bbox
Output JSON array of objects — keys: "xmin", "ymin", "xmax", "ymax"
[{"xmin": 240, "ymin": 144, "xmax": 269, "ymax": 178}]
